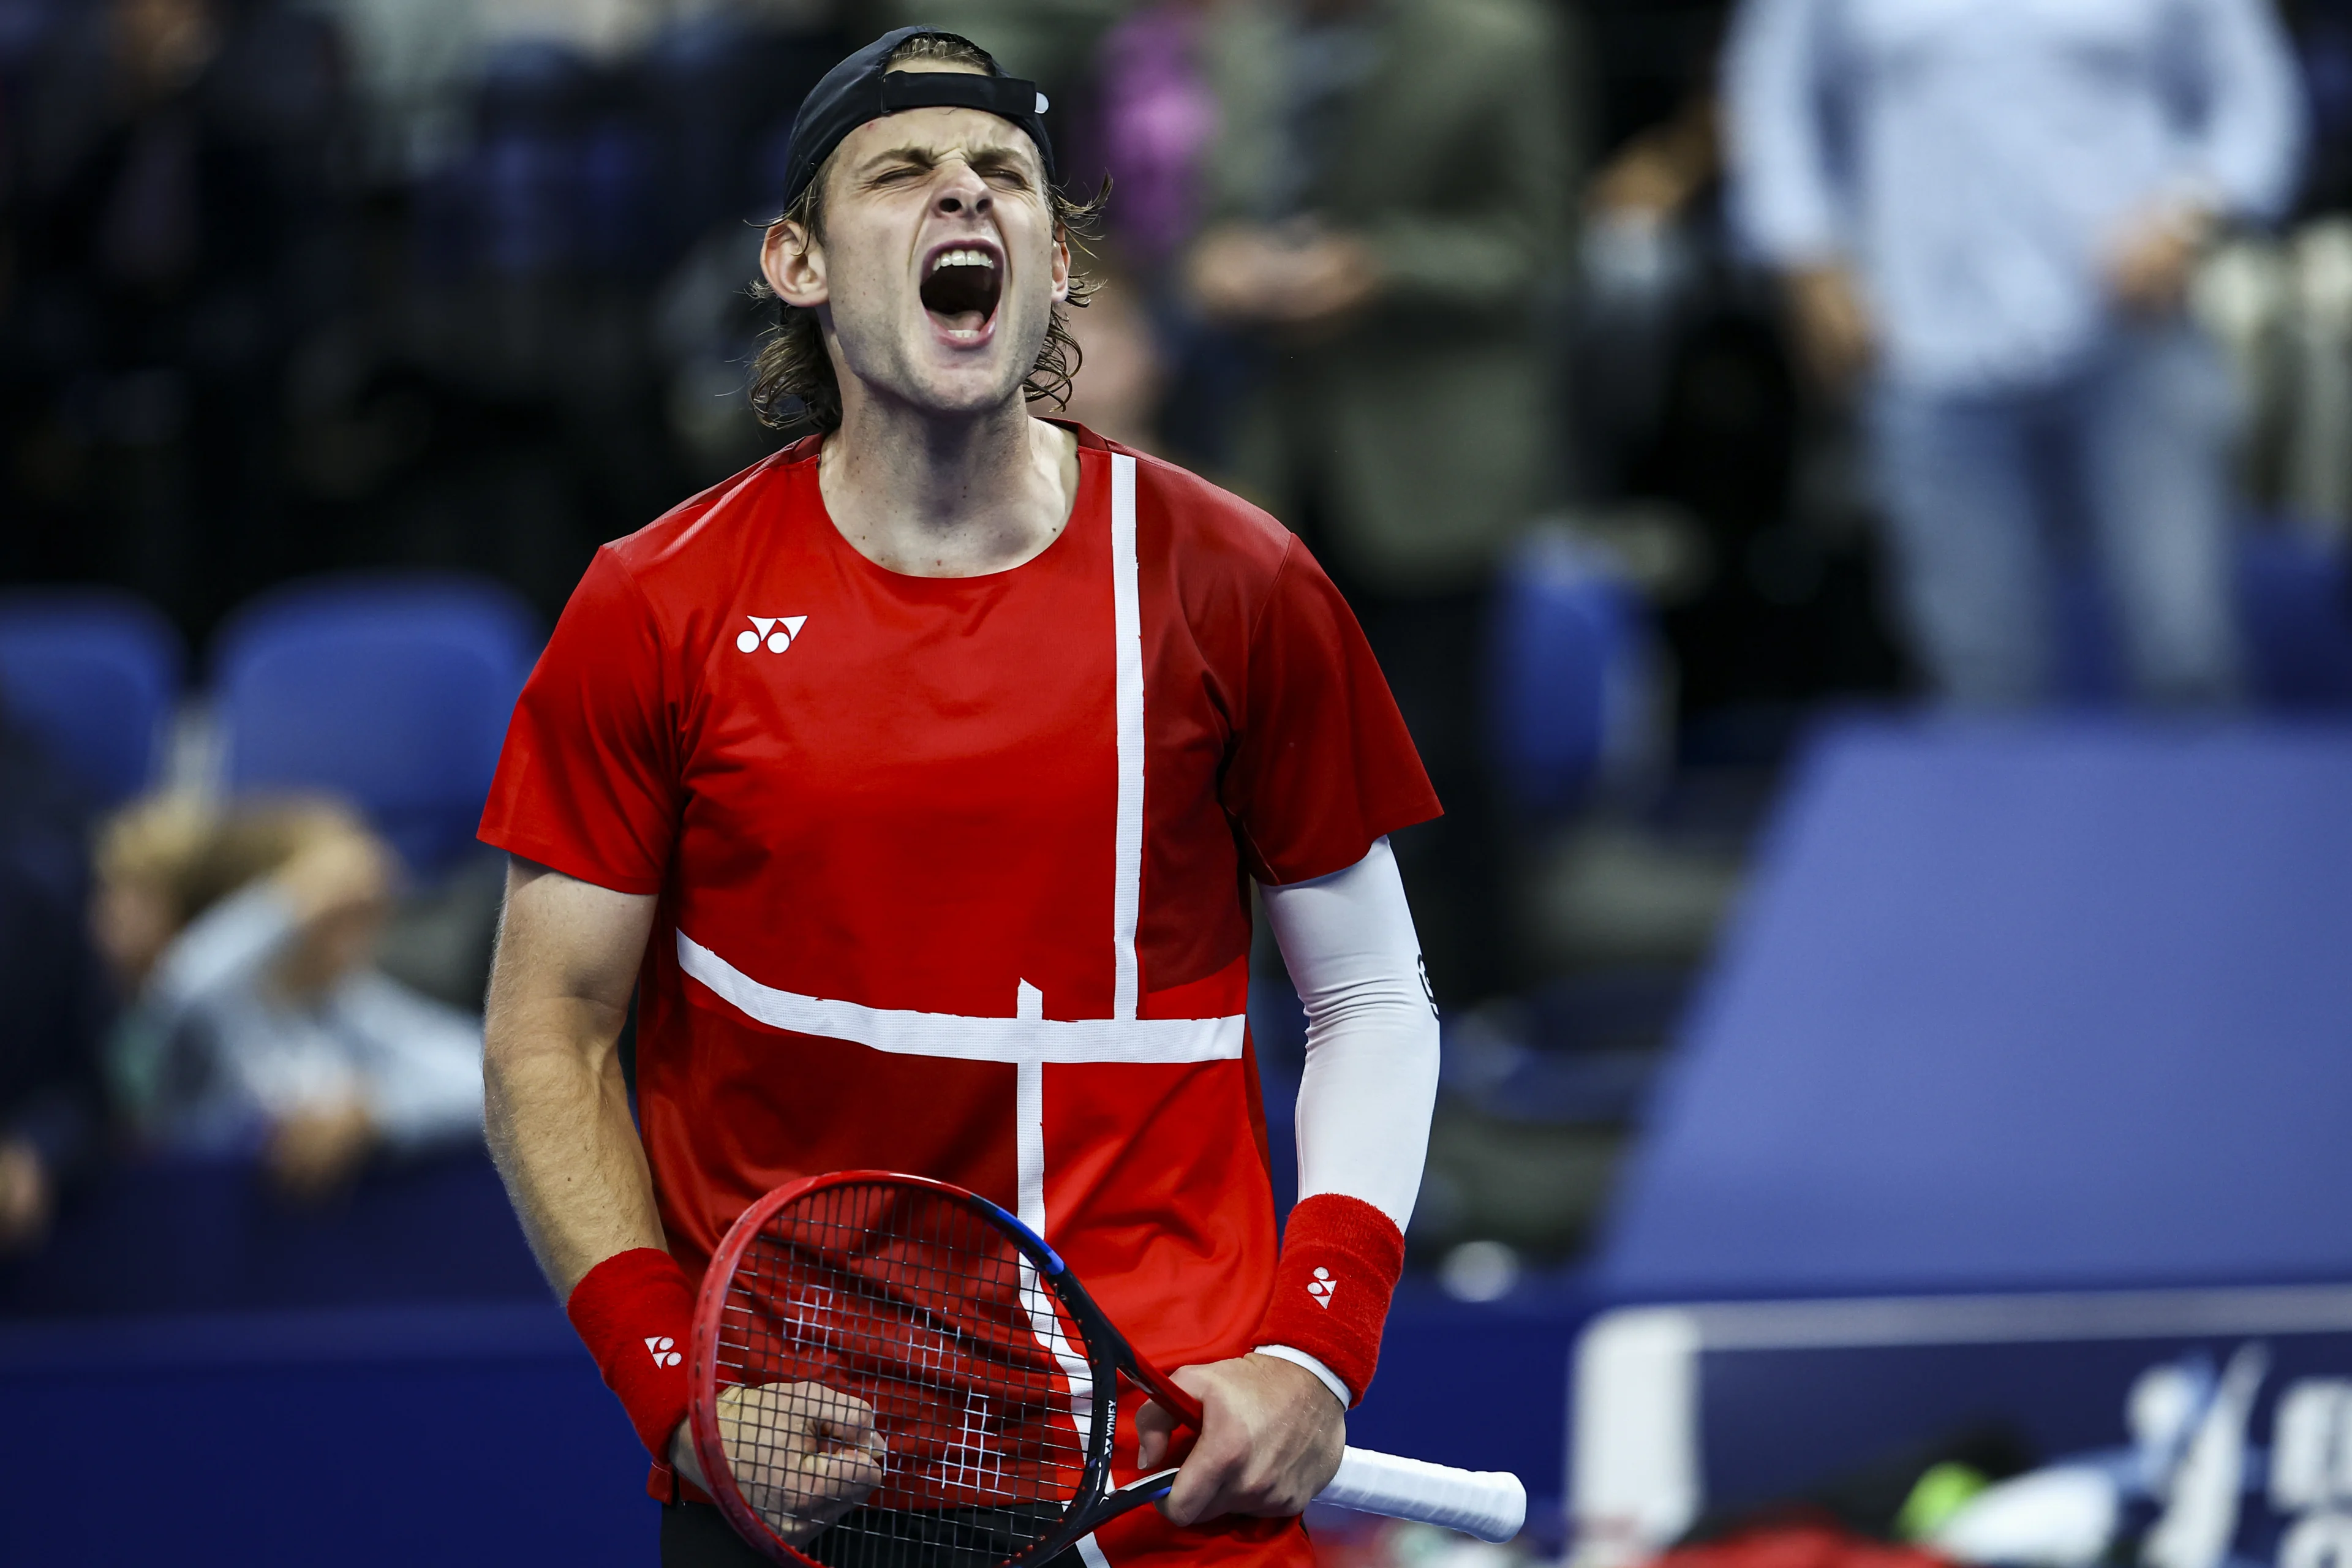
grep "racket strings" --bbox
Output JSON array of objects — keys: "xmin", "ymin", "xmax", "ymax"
[{"xmin": 717, "ymin": 1182, "xmax": 1101, "ymax": 1568}]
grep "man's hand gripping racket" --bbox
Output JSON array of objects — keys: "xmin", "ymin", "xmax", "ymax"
[{"xmin": 687, "ymin": 1172, "xmax": 1527, "ymax": 1568}]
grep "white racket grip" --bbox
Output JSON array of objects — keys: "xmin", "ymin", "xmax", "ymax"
[{"xmin": 1316, "ymin": 1446, "xmax": 1528, "ymax": 1543}]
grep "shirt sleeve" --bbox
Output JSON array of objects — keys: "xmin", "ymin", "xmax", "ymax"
[
  {"xmin": 2173, "ymin": 0, "xmax": 2305, "ymax": 223},
  {"xmin": 1223, "ymin": 540, "xmax": 1441, "ymax": 885},
  {"xmin": 342, "ymin": 973, "xmax": 485, "ymax": 1155},
  {"xmin": 1724, "ymin": 0, "xmax": 1849, "ymax": 266},
  {"xmin": 478, "ymin": 546, "xmax": 681, "ymax": 895}
]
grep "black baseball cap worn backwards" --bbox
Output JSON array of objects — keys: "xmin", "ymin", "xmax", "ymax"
[{"xmin": 778, "ymin": 26, "xmax": 1057, "ymax": 213}]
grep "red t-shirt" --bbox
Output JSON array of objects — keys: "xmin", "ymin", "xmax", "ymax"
[{"xmin": 480, "ymin": 424, "xmax": 1437, "ymax": 1567}]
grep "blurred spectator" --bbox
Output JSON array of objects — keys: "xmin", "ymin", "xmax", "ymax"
[
  {"xmin": 1185, "ymin": 0, "xmax": 1574, "ymax": 1008},
  {"xmin": 1727, "ymin": 0, "xmax": 2307, "ymax": 707},
  {"xmin": 655, "ymin": 217, "xmax": 788, "ymax": 482},
  {"xmin": 1060, "ymin": 260, "xmax": 1168, "ymax": 451},
  {"xmin": 97, "ymin": 795, "xmax": 483, "ymax": 1200},
  {"xmin": 1095, "ymin": 0, "xmax": 1218, "ymax": 274},
  {"xmin": 3, "ymin": 0, "xmax": 349, "ymax": 630},
  {"xmin": 869, "ymin": 0, "xmax": 1127, "ymax": 119},
  {"xmin": 1087, "ymin": 0, "xmax": 1243, "ymax": 467},
  {"xmin": 1589, "ymin": 91, "xmax": 1719, "ymax": 235},
  {"xmin": 1578, "ymin": 81, "xmax": 1721, "ymax": 504},
  {"xmin": 646, "ymin": 12, "xmax": 848, "ymax": 483},
  {"xmin": 305, "ymin": 0, "xmax": 479, "ymax": 176},
  {"xmin": 2286, "ymin": 0, "xmax": 2352, "ymax": 217},
  {"xmin": 0, "ymin": 707, "xmax": 110, "ymax": 1255}
]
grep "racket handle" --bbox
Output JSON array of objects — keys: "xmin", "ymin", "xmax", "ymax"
[{"xmin": 1317, "ymin": 1446, "xmax": 1528, "ymax": 1544}]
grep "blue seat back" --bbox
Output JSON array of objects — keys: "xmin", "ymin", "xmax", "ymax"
[
  {"xmin": 2055, "ymin": 526, "xmax": 2352, "ymax": 708},
  {"xmin": 2240, "ymin": 528, "xmax": 2352, "ymax": 707},
  {"xmin": 0, "ymin": 590, "xmax": 184, "ymax": 805},
  {"xmin": 212, "ymin": 576, "xmax": 540, "ymax": 874},
  {"xmin": 1486, "ymin": 532, "xmax": 1651, "ymax": 817}
]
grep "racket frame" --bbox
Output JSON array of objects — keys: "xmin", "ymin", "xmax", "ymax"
[{"xmin": 689, "ymin": 1169, "xmax": 1199, "ymax": 1568}]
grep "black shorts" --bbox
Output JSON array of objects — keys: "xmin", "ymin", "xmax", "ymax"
[{"xmin": 663, "ymin": 1502, "xmax": 774, "ymax": 1566}]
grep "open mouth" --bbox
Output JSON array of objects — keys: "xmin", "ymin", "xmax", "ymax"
[{"xmin": 919, "ymin": 246, "xmax": 1003, "ymax": 340}]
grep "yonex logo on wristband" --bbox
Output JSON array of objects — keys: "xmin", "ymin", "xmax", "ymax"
[
  {"xmin": 736, "ymin": 615, "xmax": 809, "ymax": 654},
  {"xmin": 1307, "ymin": 1267, "xmax": 1336, "ymax": 1308},
  {"xmin": 646, "ymin": 1335, "xmax": 682, "ymax": 1367}
]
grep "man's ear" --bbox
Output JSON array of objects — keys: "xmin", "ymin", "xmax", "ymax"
[
  {"xmin": 762, "ymin": 219, "xmax": 827, "ymax": 307},
  {"xmin": 1049, "ymin": 227, "xmax": 1071, "ymax": 306}
]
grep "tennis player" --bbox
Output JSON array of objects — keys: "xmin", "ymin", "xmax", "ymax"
[{"xmin": 478, "ymin": 28, "xmax": 1442, "ymax": 1568}]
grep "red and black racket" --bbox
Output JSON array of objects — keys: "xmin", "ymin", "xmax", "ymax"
[{"xmin": 688, "ymin": 1170, "xmax": 1526, "ymax": 1568}]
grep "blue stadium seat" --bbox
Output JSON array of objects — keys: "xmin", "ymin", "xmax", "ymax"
[
  {"xmin": 211, "ymin": 575, "xmax": 541, "ymax": 875},
  {"xmin": 0, "ymin": 589, "xmax": 184, "ymax": 805},
  {"xmin": 1486, "ymin": 532, "xmax": 1653, "ymax": 818},
  {"xmin": 2239, "ymin": 529, "xmax": 2352, "ymax": 707}
]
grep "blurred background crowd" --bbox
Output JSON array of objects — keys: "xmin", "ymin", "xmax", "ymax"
[{"xmin": 2, "ymin": 0, "xmax": 2351, "ymax": 1309}]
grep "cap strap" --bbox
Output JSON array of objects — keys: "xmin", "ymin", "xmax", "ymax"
[{"xmin": 878, "ymin": 69, "xmax": 1048, "ymax": 120}]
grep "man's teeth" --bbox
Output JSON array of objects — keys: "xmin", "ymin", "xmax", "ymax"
[{"xmin": 931, "ymin": 249, "xmax": 996, "ymax": 271}]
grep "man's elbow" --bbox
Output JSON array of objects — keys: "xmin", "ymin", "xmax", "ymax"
[{"xmin": 483, "ymin": 997, "xmax": 622, "ymax": 1083}]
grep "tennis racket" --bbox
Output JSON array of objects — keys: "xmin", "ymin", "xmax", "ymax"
[{"xmin": 687, "ymin": 1170, "xmax": 1526, "ymax": 1568}]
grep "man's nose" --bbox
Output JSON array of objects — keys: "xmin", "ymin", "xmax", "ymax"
[{"xmin": 933, "ymin": 160, "xmax": 991, "ymax": 219}]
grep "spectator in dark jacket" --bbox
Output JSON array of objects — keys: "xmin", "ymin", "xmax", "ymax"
[
  {"xmin": 1184, "ymin": 0, "xmax": 1577, "ymax": 1008},
  {"xmin": 3, "ymin": 0, "xmax": 347, "ymax": 625}
]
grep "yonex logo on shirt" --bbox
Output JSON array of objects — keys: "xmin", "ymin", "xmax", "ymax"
[
  {"xmin": 736, "ymin": 615, "xmax": 809, "ymax": 654},
  {"xmin": 1307, "ymin": 1267, "xmax": 1336, "ymax": 1308},
  {"xmin": 646, "ymin": 1335, "xmax": 682, "ymax": 1367}
]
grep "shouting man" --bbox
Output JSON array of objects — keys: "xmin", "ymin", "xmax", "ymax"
[{"xmin": 478, "ymin": 28, "xmax": 1442, "ymax": 1567}]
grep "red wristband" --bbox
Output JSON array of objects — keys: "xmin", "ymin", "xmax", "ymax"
[
  {"xmin": 566, "ymin": 1247, "xmax": 696, "ymax": 1461},
  {"xmin": 1253, "ymin": 1193, "xmax": 1406, "ymax": 1406}
]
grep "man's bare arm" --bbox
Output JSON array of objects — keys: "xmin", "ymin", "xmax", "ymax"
[
  {"xmin": 485, "ymin": 858, "xmax": 874, "ymax": 1499},
  {"xmin": 483, "ymin": 857, "xmax": 660, "ymax": 1297}
]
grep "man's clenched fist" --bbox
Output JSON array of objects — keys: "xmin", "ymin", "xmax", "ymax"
[
  {"xmin": 671, "ymin": 1381, "xmax": 888, "ymax": 1542},
  {"xmin": 1136, "ymin": 1353, "xmax": 1346, "ymax": 1526}
]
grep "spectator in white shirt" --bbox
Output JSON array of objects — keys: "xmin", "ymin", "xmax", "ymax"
[
  {"xmin": 1725, "ymin": 0, "xmax": 2306, "ymax": 705},
  {"xmin": 96, "ymin": 796, "xmax": 484, "ymax": 1200}
]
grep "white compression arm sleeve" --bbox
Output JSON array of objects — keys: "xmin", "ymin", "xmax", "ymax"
[{"xmin": 1258, "ymin": 837, "xmax": 1441, "ymax": 1230}]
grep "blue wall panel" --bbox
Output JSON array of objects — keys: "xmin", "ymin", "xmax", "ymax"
[
  {"xmin": 1597, "ymin": 720, "xmax": 2352, "ymax": 1298},
  {"xmin": 0, "ymin": 1307, "xmax": 651, "ymax": 1566}
]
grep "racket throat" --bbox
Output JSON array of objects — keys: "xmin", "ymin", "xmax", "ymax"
[{"xmin": 1074, "ymin": 1466, "xmax": 1183, "ymax": 1533}]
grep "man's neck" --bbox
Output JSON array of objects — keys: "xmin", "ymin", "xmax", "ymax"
[{"xmin": 818, "ymin": 393, "xmax": 1080, "ymax": 579}]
